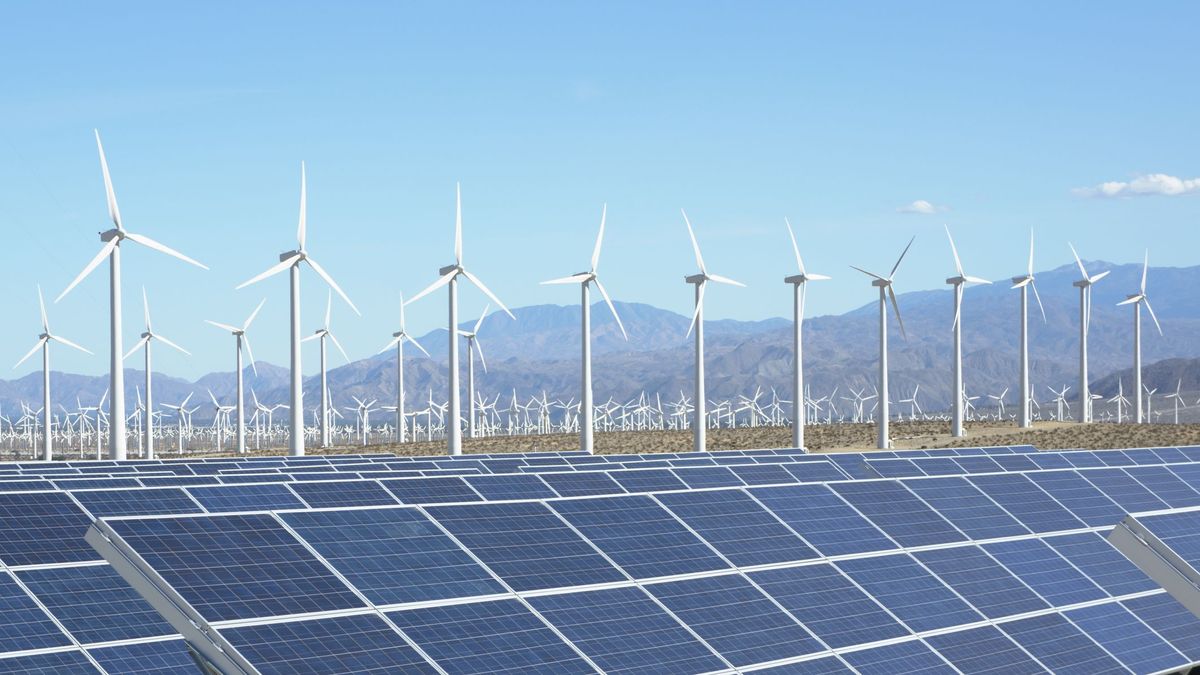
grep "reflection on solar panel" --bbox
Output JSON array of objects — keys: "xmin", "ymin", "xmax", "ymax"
[
  {"xmin": 465, "ymin": 474, "xmax": 558, "ymax": 501},
  {"xmin": 1024, "ymin": 470, "xmax": 1125, "ymax": 526},
  {"xmin": 539, "ymin": 471, "xmax": 626, "ymax": 497},
  {"xmin": 218, "ymin": 613, "xmax": 438, "ymax": 674},
  {"xmin": 967, "ymin": 474, "xmax": 1085, "ymax": 533},
  {"xmin": 387, "ymin": 599, "xmax": 594, "ymax": 674},
  {"xmin": 673, "ymin": 466, "xmax": 744, "ymax": 489}
]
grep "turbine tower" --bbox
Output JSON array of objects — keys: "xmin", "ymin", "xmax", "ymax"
[
  {"xmin": 124, "ymin": 288, "xmax": 189, "ymax": 459},
  {"xmin": 406, "ymin": 184, "xmax": 514, "ymax": 456},
  {"xmin": 1116, "ymin": 251, "xmax": 1162, "ymax": 423},
  {"xmin": 237, "ymin": 163, "xmax": 358, "ymax": 456},
  {"xmin": 782, "ymin": 218, "xmax": 829, "ymax": 450},
  {"xmin": 205, "ymin": 298, "xmax": 266, "ymax": 453},
  {"xmin": 1010, "ymin": 230, "xmax": 1046, "ymax": 428},
  {"xmin": 57, "ymin": 131, "xmax": 207, "ymax": 460},
  {"xmin": 14, "ymin": 286, "xmax": 91, "ymax": 461},
  {"xmin": 851, "ymin": 237, "xmax": 914, "ymax": 450},
  {"xmin": 1068, "ymin": 243, "xmax": 1109, "ymax": 424},
  {"xmin": 302, "ymin": 291, "xmax": 351, "ymax": 447},
  {"xmin": 377, "ymin": 293, "xmax": 429, "ymax": 444},
  {"xmin": 682, "ymin": 210, "xmax": 744, "ymax": 452},
  {"xmin": 944, "ymin": 226, "xmax": 991, "ymax": 437},
  {"xmin": 541, "ymin": 205, "xmax": 627, "ymax": 453}
]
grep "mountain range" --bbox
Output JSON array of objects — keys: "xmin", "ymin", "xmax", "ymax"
[{"xmin": 5, "ymin": 259, "xmax": 1200, "ymax": 421}]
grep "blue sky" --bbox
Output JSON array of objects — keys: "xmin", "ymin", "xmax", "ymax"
[{"xmin": 2, "ymin": 2, "xmax": 1197, "ymax": 378}]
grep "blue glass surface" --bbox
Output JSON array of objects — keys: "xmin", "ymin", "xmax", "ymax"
[
  {"xmin": 830, "ymin": 480, "xmax": 966, "ymax": 547},
  {"xmin": 999, "ymin": 613, "xmax": 1125, "ymax": 673},
  {"xmin": 1123, "ymin": 593, "xmax": 1200, "ymax": 661},
  {"xmin": 730, "ymin": 464, "xmax": 798, "ymax": 486},
  {"xmin": 0, "ymin": 492, "xmax": 99, "ymax": 566},
  {"xmin": 836, "ymin": 553, "xmax": 982, "ymax": 632},
  {"xmin": 72, "ymin": 487, "xmax": 202, "ymax": 518},
  {"xmin": 289, "ymin": 480, "xmax": 399, "ymax": 508},
  {"xmin": 1066, "ymin": 602, "xmax": 1186, "ymax": 673},
  {"xmin": 380, "ymin": 477, "xmax": 482, "ymax": 504},
  {"xmin": 925, "ymin": 626, "xmax": 1048, "ymax": 674},
  {"xmin": 915, "ymin": 546, "xmax": 1048, "ymax": 618},
  {"xmin": 17, "ymin": 564, "xmax": 175, "ymax": 643},
  {"xmin": 982, "ymin": 538, "xmax": 1107, "ymax": 606},
  {"xmin": 1124, "ymin": 466, "xmax": 1200, "ymax": 508},
  {"xmin": 0, "ymin": 572, "xmax": 71, "ymax": 653},
  {"xmin": 464, "ymin": 474, "xmax": 558, "ymax": 500},
  {"xmin": 656, "ymin": 489, "xmax": 815, "ymax": 566},
  {"xmin": 0, "ymin": 649, "xmax": 99, "ymax": 673},
  {"xmin": 902, "ymin": 476, "xmax": 1029, "ymax": 539},
  {"xmin": 608, "ymin": 469, "xmax": 688, "ymax": 493},
  {"xmin": 672, "ymin": 467, "xmax": 745, "ymax": 489},
  {"xmin": 783, "ymin": 460, "xmax": 849, "ymax": 483},
  {"xmin": 87, "ymin": 639, "xmax": 199, "ymax": 674},
  {"xmin": 1078, "ymin": 468, "xmax": 1170, "ymax": 513},
  {"xmin": 966, "ymin": 474, "xmax": 1086, "ymax": 533},
  {"xmin": 186, "ymin": 483, "xmax": 307, "ymax": 512},
  {"xmin": 1024, "ymin": 470, "xmax": 1125, "ymax": 526},
  {"xmin": 539, "ymin": 471, "xmax": 627, "ymax": 497},
  {"xmin": 1045, "ymin": 532, "xmax": 1157, "ymax": 596},
  {"xmin": 840, "ymin": 640, "xmax": 955, "ymax": 674},
  {"xmin": 751, "ymin": 484, "xmax": 895, "ymax": 556}
]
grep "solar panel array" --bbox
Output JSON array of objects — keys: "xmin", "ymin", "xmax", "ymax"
[{"xmin": 36, "ymin": 444, "xmax": 1195, "ymax": 674}]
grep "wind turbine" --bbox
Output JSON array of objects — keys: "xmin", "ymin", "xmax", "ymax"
[
  {"xmin": 457, "ymin": 305, "xmax": 494, "ymax": 439},
  {"xmin": 540, "ymin": 204, "xmax": 627, "ymax": 453},
  {"xmin": 377, "ymin": 293, "xmax": 429, "ymax": 444},
  {"xmin": 205, "ymin": 298, "xmax": 265, "ymax": 454},
  {"xmin": 56, "ymin": 131, "xmax": 207, "ymax": 460},
  {"xmin": 1010, "ymin": 230, "xmax": 1046, "ymax": 428},
  {"xmin": 1116, "ymin": 251, "xmax": 1162, "ymax": 423},
  {"xmin": 1165, "ymin": 379, "xmax": 1186, "ymax": 425},
  {"xmin": 945, "ymin": 226, "xmax": 991, "ymax": 437},
  {"xmin": 1108, "ymin": 380, "xmax": 1130, "ymax": 425},
  {"xmin": 13, "ymin": 286, "xmax": 91, "ymax": 461},
  {"xmin": 406, "ymin": 183, "xmax": 514, "ymax": 455},
  {"xmin": 682, "ymin": 210, "xmax": 744, "ymax": 452},
  {"xmin": 236, "ymin": 163, "xmax": 358, "ymax": 456},
  {"xmin": 301, "ymin": 291, "xmax": 351, "ymax": 447},
  {"xmin": 851, "ymin": 237, "xmax": 915, "ymax": 449},
  {"xmin": 781, "ymin": 218, "xmax": 829, "ymax": 450},
  {"xmin": 123, "ymin": 288, "xmax": 189, "ymax": 459},
  {"xmin": 1068, "ymin": 243, "xmax": 1109, "ymax": 424}
]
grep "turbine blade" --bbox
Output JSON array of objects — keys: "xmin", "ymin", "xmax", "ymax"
[
  {"xmin": 888, "ymin": 285, "xmax": 907, "ymax": 340},
  {"xmin": 707, "ymin": 273, "xmax": 746, "ymax": 287},
  {"xmin": 406, "ymin": 334, "xmax": 431, "ymax": 358},
  {"xmin": 590, "ymin": 203, "xmax": 606, "ymax": 273},
  {"xmin": 243, "ymin": 298, "xmax": 267, "ymax": 330},
  {"xmin": 849, "ymin": 265, "xmax": 886, "ymax": 281},
  {"xmin": 474, "ymin": 337, "xmax": 488, "ymax": 373},
  {"xmin": 51, "ymin": 335, "xmax": 92, "ymax": 355},
  {"xmin": 461, "ymin": 269, "xmax": 515, "ymax": 319},
  {"xmin": 405, "ymin": 270, "xmax": 456, "ymax": 305},
  {"xmin": 297, "ymin": 162, "xmax": 307, "ymax": 250},
  {"xmin": 142, "ymin": 286, "xmax": 152, "ymax": 330},
  {"xmin": 945, "ymin": 225, "xmax": 963, "ymax": 277},
  {"xmin": 124, "ymin": 232, "xmax": 208, "ymax": 270},
  {"xmin": 964, "ymin": 275, "xmax": 992, "ymax": 285},
  {"xmin": 1028, "ymin": 228, "xmax": 1035, "ymax": 276},
  {"xmin": 155, "ymin": 334, "xmax": 190, "ymax": 356},
  {"xmin": 593, "ymin": 277, "xmax": 628, "ymax": 341},
  {"xmin": 242, "ymin": 333, "xmax": 258, "ymax": 377},
  {"xmin": 94, "ymin": 130, "xmax": 123, "ymax": 230},
  {"xmin": 1144, "ymin": 297, "xmax": 1164, "ymax": 336},
  {"xmin": 540, "ymin": 273, "xmax": 590, "ymax": 285},
  {"xmin": 56, "ymin": 239, "xmax": 117, "ymax": 302},
  {"xmin": 377, "ymin": 336, "xmax": 402, "ymax": 355},
  {"xmin": 1116, "ymin": 295, "xmax": 1141, "ymax": 306},
  {"xmin": 205, "ymin": 320, "xmax": 241, "ymax": 333},
  {"xmin": 681, "ymin": 209, "xmax": 706, "ymax": 274},
  {"xmin": 301, "ymin": 332, "xmax": 322, "ymax": 343},
  {"xmin": 473, "ymin": 303, "xmax": 490, "ymax": 334},
  {"xmin": 324, "ymin": 289, "xmax": 332, "ymax": 329},
  {"xmin": 1141, "ymin": 250, "xmax": 1149, "ymax": 294},
  {"xmin": 305, "ymin": 256, "xmax": 360, "ymax": 315},
  {"xmin": 37, "ymin": 285, "xmax": 48, "ymax": 333},
  {"xmin": 1068, "ymin": 242, "xmax": 1088, "ymax": 279},
  {"xmin": 13, "ymin": 338, "xmax": 47, "ymax": 369},
  {"xmin": 454, "ymin": 182, "xmax": 463, "ymax": 266},
  {"xmin": 951, "ymin": 284, "xmax": 961, "ymax": 332},
  {"xmin": 328, "ymin": 332, "xmax": 350, "ymax": 363},
  {"xmin": 784, "ymin": 217, "xmax": 806, "ymax": 275},
  {"xmin": 1090, "ymin": 269, "xmax": 1110, "ymax": 284},
  {"xmin": 1031, "ymin": 280, "xmax": 1047, "ymax": 323},
  {"xmin": 686, "ymin": 281, "xmax": 706, "ymax": 338},
  {"xmin": 398, "ymin": 292, "xmax": 407, "ymax": 331},
  {"xmin": 806, "ymin": 273, "xmax": 831, "ymax": 281},
  {"xmin": 123, "ymin": 336, "xmax": 149, "ymax": 361},
  {"xmin": 890, "ymin": 236, "xmax": 916, "ymax": 279},
  {"xmin": 236, "ymin": 254, "xmax": 300, "ymax": 289}
]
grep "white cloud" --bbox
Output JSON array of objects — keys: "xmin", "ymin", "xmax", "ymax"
[
  {"xmin": 897, "ymin": 199, "xmax": 945, "ymax": 214},
  {"xmin": 1073, "ymin": 173, "xmax": 1200, "ymax": 198}
]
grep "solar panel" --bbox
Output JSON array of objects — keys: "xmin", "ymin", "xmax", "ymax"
[
  {"xmin": 901, "ymin": 476, "xmax": 1029, "ymax": 539},
  {"xmin": 672, "ymin": 467, "xmax": 745, "ymax": 489},
  {"xmin": 749, "ymin": 564, "xmax": 909, "ymax": 648},
  {"xmin": 0, "ymin": 492, "xmax": 99, "ymax": 566},
  {"xmin": 829, "ymin": 480, "xmax": 966, "ymax": 548},
  {"xmin": 380, "ymin": 476, "xmax": 481, "ymax": 504},
  {"xmin": 839, "ymin": 640, "xmax": 955, "ymax": 674},
  {"xmin": 607, "ymin": 469, "xmax": 688, "ymax": 493},
  {"xmin": 966, "ymin": 474, "xmax": 1085, "ymax": 533},
  {"xmin": 0, "ymin": 649, "xmax": 99, "ymax": 673},
  {"xmin": 1023, "ymin": 470, "xmax": 1125, "ymax": 527},
  {"xmin": 992, "ymin": 455, "xmax": 1040, "ymax": 472},
  {"xmin": 86, "ymin": 639, "xmax": 198, "ymax": 675},
  {"xmin": 1045, "ymin": 532, "xmax": 1158, "ymax": 596},
  {"xmin": 1079, "ymin": 468, "xmax": 1170, "ymax": 513},
  {"xmin": 981, "ymin": 538, "xmax": 1107, "ymax": 606},
  {"xmin": 782, "ymin": 460, "xmax": 848, "ymax": 483},
  {"xmin": 914, "ymin": 546, "xmax": 1048, "ymax": 618},
  {"xmin": 0, "ymin": 572, "xmax": 71, "ymax": 653},
  {"xmin": 217, "ymin": 613, "xmax": 438, "ymax": 674},
  {"xmin": 866, "ymin": 458, "xmax": 926, "ymax": 478},
  {"xmin": 279, "ymin": 507, "xmax": 505, "ymax": 604},
  {"xmin": 836, "ymin": 553, "xmax": 982, "ymax": 632},
  {"xmin": 998, "ymin": 613, "xmax": 1124, "ymax": 672},
  {"xmin": 16, "ymin": 564, "xmax": 175, "ymax": 643},
  {"xmin": 185, "ymin": 483, "xmax": 307, "ymax": 512},
  {"xmin": 654, "ymin": 489, "xmax": 815, "ymax": 566},
  {"xmin": 71, "ymin": 487, "xmax": 202, "ymax": 518},
  {"xmin": 924, "ymin": 625, "xmax": 1047, "ymax": 674},
  {"xmin": 751, "ymin": 485, "xmax": 895, "ymax": 556},
  {"xmin": 549, "ymin": 495, "xmax": 728, "ymax": 578},
  {"xmin": 424, "ymin": 501, "xmax": 626, "ymax": 591},
  {"xmin": 645, "ymin": 573, "xmax": 824, "ymax": 666},
  {"xmin": 539, "ymin": 471, "xmax": 626, "ymax": 497},
  {"xmin": 288, "ymin": 479, "xmax": 399, "ymax": 508},
  {"xmin": 528, "ymin": 586, "xmax": 728, "ymax": 675},
  {"xmin": 386, "ymin": 599, "xmax": 594, "ymax": 674},
  {"xmin": 1064, "ymin": 601, "xmax": 1187, "ymax": 673},
  {"xmin": 465, "ymin": 474, "xmax": 558, "ymax": 500},
  {"xmin": 1123, "ymin": 593, "xmax": 1200, "ymax": 661},
  {"xmin": 1123, "ymin": 466, "xmax": 1200, "ymax": 508},
  {"xmin": 729, "ymin": 464, "xmax": 797, "ymax": 486},
  {"xmin": 952, "ymin": 456, "xmax": 1005, "ymax": 474},
  {"xmin": 101, "ymin": 513, "xmax": 364, "ymax": 621}
]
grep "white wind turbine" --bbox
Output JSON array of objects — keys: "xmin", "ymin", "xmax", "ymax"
[
  {"xmin": 302, "ymin": 291, "xmax": 351, "ymax": 447},
  {"xmin": 406, "ymin": 184, "xmax": 514, "ymax": 455},
  {"xmin": 1010, "ymin": 229, "xmax": 1046, "ymax": 428},
  {"xmin": 1068, "ymin": 243, "xmax": 1109, "ymax": 424},
  {"xmin": 782, "ymin": 218, "xmax": 829, "ymax": 450},
  {"xmin": 1116, "ymin": 251, "xmax": 1162, "ymax": 424},
  {"xmin": 457, "ymin": 304, "xmax": 494, "ymax": 440},
  {"xmin": 205, "ymin": 298, "xmax": 266, "ymax": 453},
  {"xmin": 123, "ymin": 288, "xmax": 189, "ymax": 459},
  {"xmin": 851, "ymin": 237, "xmax": 915, "ymax": 449},
  {"xmin": 236, "ymin": 163, "xmax": 358, "ymax": 456},
  {"xmin": 1108, "ymin": 380, "xmax": 1130, "ymax": 424},
  {"xmin": 944, "ymin": 226, "xmax": 991, "ymax": 437},
  {"xmin": 13, "ymin": 286, "xmax": 91, "ymax": 461},
  {"xmin": 377, "ymin": 293, "xmax": 429, "ymax": 444},
  {"xmin": 682, "ymin": 210, "xmax": 745, "ymax": 452},
  {"xmin": 56, "ymin": 131, "xmax": 207, "ymax": 460},
  {"xmin": 1165, "ymin": 379, "xmax": 1186, "ymax": 425},
  {"xmin": 541, "ymin": 205, "xmax": 628, "ymax": 453}
]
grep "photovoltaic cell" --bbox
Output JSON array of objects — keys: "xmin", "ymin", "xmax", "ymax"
[
  {"xmin": 185, "ymin": 483, "xmax": 307, "ymax": 513},
  {"xmin": 218, "ymin": 613, "xmax": 437, "ymax": 674},
  {"xmin": 992, "ymin": 455, "xmax": 1040, "ymax": 472},
  {"xmin": 953, "ymin": 456, "xmax": 1005, "ymax": 474},
  {"xmin": 998, "ymin": 613, "xmax": 1124, "ymax": 673},
  {"xmin": 925, "ymin": 626, "xmax": 1047, "ymax": 674},
  {"xmin": 1026, "ymin": 454, "xmax": 1074, "ymax": 471},
  {"xmin": 1065, "ymin": 602, "xmax": 1186, "ymax": 673},
  {"xmin": 549, "ymin": 496, "xmax": 728, "ymax": 578},
  {"xmin": 1045, "ymin": 532, "xmax": 1158, "ymax": 596},
  {"xmin": 17, "ymin": 564, "xmax": 175, "ymax": 643},
  {"xmin": 1123, "ymin": 593, "xmax": 1200, "ymax": 662},
  {"xmin": 0, "ymin": 492, "xmax": 99, "ymax": 566},
  {"xmin": 287, "ymin": 480, "xmax": 398, "ymax": 508},
  {"xmin": 836, "ymin": 554, "xmax": 982, "ymax": 632},
  {"xmin": 749, "ymin": 563, "xmax": 909, "ymax": 649},
  {"xmin": 981, "ymin": 538, "xmax": 1107, "ymax": 606},
  {"xmin": 71, "ymin": 488, "xmax": 202, "ymax": 518},
  {"xmin": 0, "ymin": 572, "xmax": 71, "ymax": 653},
  {"xmin": 387, "ymin": 599, "xmax": 593, "ymax": 674},
  {"xmin": 1123, "ymin": 466, "xmax": 1200, "ymax": 508},
  {"xmin": 750, "ymin": 655, "xmax": 853, "ymax": 674},
  {"xmin": 901, "ymin": 476, "xmax": 1029, "ymax": 540},
  {"xmin": 783, "ymin": 460, "xmax": 849, "ymax": 483},
  {"xmin": 1023, "ymin": 471, "xmax": 1125, "ymax": 527},
  {"xmin": 280, "ymin": 507, "xmax": 505, "ymax": 604},
  {"xmin": 0, "ymin": 649, "xmax": 99, "ymax": 673},
  {"xmin": 729, "ymin": 464, "xmax": 797, "ymax": 486},
  {"xmin": 529, "ymin": 586, "xmax": 727, "ymax": 675},
  {"xmin": 608, "ymin": 469, "xmax": 688, "ymax": 494},
  {"xmin": 103, "ymin": 513, "xmax": 364, "ymax": 622},
  {"xmin": 87, "ymin": 639, "xmax": 199, "ymax": 675},
  {"xmin": 539, "ymin": 472, "xmax": 626, "ymax": 497},
  {"xmin": 751, "ymin": 485, "xmax": 895, "ymax": 556},
  {"xmin": 1079, "ymin": 468, "xmax": 1170, "ymax": 513},
  {"xmin": 866, "ymin": 459, "xmax": 926, "ymax": 478},
  {"xmin": 646, "ymin": 574, "xmax": 824, "ymax": 666},
  {"xmin": 966, "ymin": 474, "xmax": 1085, "ymax": 533},
  {"xmin": 672, "ymin": 467, "xmax": 744, "ymax": 489},
  {"xmin": 839, "ymin": 640, "xmax": 955, "ymax": 674},
  {"xmin": 655, "ymin": 489, "xmax": 815, "ymax": 566},
  {"xmin": 465, "ymin": 475, "xmax": 558, "ymax": 501},
  {"xmin": 829, "ymin": 480, "xmax": 966, "ymax": 548},
  {"xmin": 381, "ymin": 477, "xmax": 481, "ymax": 504},
  {"xmin": 425, "ymin": 501, "xmax": 626, "ymax": 592},
  {"xmin": 915, "ymin": 546, "xmax": 1048, "ymax": 618}
]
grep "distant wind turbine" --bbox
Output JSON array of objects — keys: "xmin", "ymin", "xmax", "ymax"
[
  {"xmin": 377, "ymin": 293, "xmax": 429, "ymax": 444},
  {"xmin": 406, "ymin": 184, "xmax": 514, "ymax": 455},
  {"xmin": 1116, "ymin": 250, "xmax": 1162, "ymax": 424},
  {"xmin": 1068, "ymin": 243, "xmax": 1109, "ymax": 423},
  {"xmin": 782, "ymin": 218, "xmax": 829, "ymax": 450},
  {"xmin": 682, "ymin": 210, "xmax": 744, "ymax": 452},
  {"xmin": 1010, "ymin": 230, "xmax": 1046, "ymax": 428},
  {"xmin": 458, "ymin": 304, "xmax": 492, "ymax": 439},
  {"xmin": 56, "ymin": 131, "xmax": 207, "ymax": 460},
  {"xmin": 302, "ymin": 291, "xmax": 351, "ymax": 447},
  {"xmin": 851, "ymin": 236, "xmax": 915, "ymax": 449},
  {"xmin": 541, "ymin": 204, "xmax": 627, "ymax": 453},
  {"xmin": 945, "ymin": 226, "xmax": 991, "ymax": 437},
  {"xmin": 237, "ymin": 163, "xmax": 358, "ymax": 455},
  {"xmin": 124, "ymin": 288, "xmax": 189, "ymax": 460},
  {"xmin": 205, "ymin": 298, "xmax": 266, "ymax": 453},
  {"xmin": 14, "ymin": 286, "xmax": 91, "ymax": 461}
]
